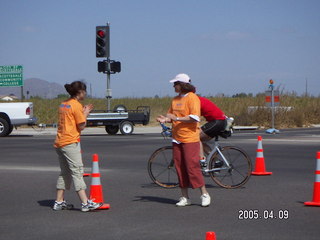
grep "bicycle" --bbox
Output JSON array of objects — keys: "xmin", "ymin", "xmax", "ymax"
[{"xmin": 147, "ymin": 121, "xmax": 252, "ymax": 189}]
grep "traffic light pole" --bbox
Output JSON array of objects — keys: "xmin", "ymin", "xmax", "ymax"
[
  {"xmin": 106, "ymin": 22, "xmax": 111, "ymax": 112},
  {"xmin": 106, "ymin": 58, "xmax": 112, "ymax": 111}
]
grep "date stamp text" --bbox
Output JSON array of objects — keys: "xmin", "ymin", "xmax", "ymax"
[{"xmin": 238, "ymin": 209, "xmax": 289, "ymax": 220}]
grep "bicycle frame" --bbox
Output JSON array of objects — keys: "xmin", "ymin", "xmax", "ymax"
[
  {"xmin": 203, "ymin": 138, "xmax": 231, "ymax": 173},
  {"xmin": 160, "ymin": 122, "xmax": 231, "ymax": 173}
]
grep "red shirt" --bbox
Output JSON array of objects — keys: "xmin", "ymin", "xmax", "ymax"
[{"xmin": 198, "ymin": 96, "xmax": 226, "ymax": 121}]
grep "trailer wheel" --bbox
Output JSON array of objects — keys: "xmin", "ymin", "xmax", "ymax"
[
  {"xmin": 105, "ymin": 125, "xmax": 119, "ymax": 135},
  {"xmin": 0, "ymin": 117, "xmax": 10, "ymax": 137},
  {"xmin": 120, "ymin": 121, "xmax": 134, "ymax": 135}
]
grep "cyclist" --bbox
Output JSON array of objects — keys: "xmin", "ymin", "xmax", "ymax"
[
  {"xmin": 156, "ymin": 73, "xmax": 211, "ymax": 207},
  {"xmin": 198, "ymin": 96, "xmax": 227, "ymax": 161}
]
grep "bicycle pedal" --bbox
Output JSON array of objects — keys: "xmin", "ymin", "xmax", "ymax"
[{"xmin": 200, "ymin": 159, "xmax": 207, "ymax": 167}]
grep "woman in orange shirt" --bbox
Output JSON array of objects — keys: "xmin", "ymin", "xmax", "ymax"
[
  {"xmin": 53, "ymin": 81, "xmax": 102, "ymax": 212},
  {"xmin": 157, "ymin": 73, "xmax": 211, "ymax": 207}
]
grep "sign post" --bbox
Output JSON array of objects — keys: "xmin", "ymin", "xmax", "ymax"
[{"xmin": 266, "ymin": 79, "xmax": 280, "ymax": 134}]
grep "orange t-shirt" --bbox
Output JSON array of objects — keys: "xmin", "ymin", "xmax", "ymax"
[
  {"xmin": 54, "ymin": 98, "xmax": 86, "ymax": 148},
  {"xmin": 168, "ymin": 92, "xmax": 200, "ymax": 143}
]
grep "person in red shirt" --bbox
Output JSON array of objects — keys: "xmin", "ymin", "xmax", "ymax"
[
  {"xmin": 198, "ymin": 96, "xmax": 227, "ymax": 159},
  {"xmin": 199, "ymin": 96, "xmax": 226, "ymax": 140}
]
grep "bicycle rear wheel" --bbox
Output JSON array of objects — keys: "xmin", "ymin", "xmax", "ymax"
[
  {"xmin": 209, "ymin": 146, "xmax": 252, "ymax": 189},
  {"xmin": 147, "ymin": 146, "xmax": 179, "ymax": 188}
]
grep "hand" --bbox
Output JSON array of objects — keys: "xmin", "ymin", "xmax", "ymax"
[
  {"xmin": 83, "ymin": 104, "xmax": 94, "ymax": 116},
  {"xmin": 156, "ymin": 115, "xmax": 167, "ymax": 123}
]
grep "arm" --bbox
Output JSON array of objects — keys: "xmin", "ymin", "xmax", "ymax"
[
  {"xmin": 157, "ymin": 113, "xmax": 199, "ymax": 123},
  {"xmin": 77, "ymin": 104, "xmax": 94, "ymax": 131},
  {"xmin": 166, "ymin": 113, "xmax": 198, "ymax": 123}
]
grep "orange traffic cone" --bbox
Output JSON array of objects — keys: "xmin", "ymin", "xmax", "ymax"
[
  {"xmin": 205, "ymin": 232, "xmax": 216, "ymax": 240},
  {"xmin": 252, "ymin": 136, "xmax": 272, "ymax": 175},
  {"xmin": 304, "ymin": 152, "xmax": 320, "ymax": 207},
  {"xmin": 89, "ymin": 154, "xmax": 110, "ymax": 209}
]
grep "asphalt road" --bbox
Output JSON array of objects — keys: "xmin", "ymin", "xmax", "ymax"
[{"xmin": 0, "ymin": 127, "xmax": 320, "ymax": 240}]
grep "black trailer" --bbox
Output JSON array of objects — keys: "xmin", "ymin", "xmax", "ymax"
[{"xmin": 86, "ymin": 105, "xmax": 150, "ymax": 135}]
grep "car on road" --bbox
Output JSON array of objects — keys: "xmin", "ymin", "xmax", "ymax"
[{"xmin": 0, "ymin": 102, "xmax": 37, "ymax": 137}]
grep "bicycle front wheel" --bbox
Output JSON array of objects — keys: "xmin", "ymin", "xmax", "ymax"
[
  {"xmin": 147, "ymin": 146, "xmax": 179, "ymax": 188},
  {"xmin": 209, "ymin": 146, "xmax": 252, "ymax": 189}
]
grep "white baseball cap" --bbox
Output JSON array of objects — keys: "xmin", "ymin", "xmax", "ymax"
[{"xmin": 169, "ymin": 73, "xmax": 191, "ymax": 83}]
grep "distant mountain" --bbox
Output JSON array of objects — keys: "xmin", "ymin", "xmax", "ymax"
[{"xmin": 0, "ymin": 78, "xmax": 65, "ymax": 99}]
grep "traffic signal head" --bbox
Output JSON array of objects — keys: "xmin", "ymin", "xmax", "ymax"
[
  {"xmin": 98, "ymin": 61, "xmax": 108, "ymax": 73},
  {"xmin": 96, "ymin": 26, "xmax": 110, "ymax": 58},
  {"xmin": 97, "ymin": 60, "xmax": 121, "ymax": 73},
  {"xmin": 110, "ymin": 61, "xmax": 121, "ymax": 73}
]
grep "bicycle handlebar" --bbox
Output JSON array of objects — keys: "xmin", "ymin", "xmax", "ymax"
[{"xmin": 160, "ymin": 123, "xmax": 172, "ymax": 138}]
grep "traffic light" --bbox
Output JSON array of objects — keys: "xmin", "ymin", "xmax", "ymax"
[
  {"xmin": 97, "ymin": 60, "xmax": 121, "ymax": 73},
  {"xmin": 98, "ymin": 61, "xmax": 108, "ymax": 73},
  {"xmin": 110, "ymin": 61, "xmax": 121, "ymax": 73},
  {"xmin": 96, "ymin": 26, "xmax": 109, "ymax": 58}
]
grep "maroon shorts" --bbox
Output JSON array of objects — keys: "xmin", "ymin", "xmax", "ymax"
[{"xmin": 173, "ymin": 142, "xmax": 205, "ymax": 189}]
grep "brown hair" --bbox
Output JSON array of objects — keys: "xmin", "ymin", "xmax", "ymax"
[
  {"xmin": 179, "ymin": 82, "xmax": 196, "ymax": 94},
  {"xmin": 64, "ymin": 81, "xmax": 87, "ymax": 97}
]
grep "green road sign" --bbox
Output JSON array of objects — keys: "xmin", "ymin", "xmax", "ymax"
[{"xmin": 0, "ymin": 65, "xmax": 23, "ymax": 87}]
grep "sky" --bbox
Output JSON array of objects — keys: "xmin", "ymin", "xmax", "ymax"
[{"xmin": 1, "ymin": 0, "xmax": 320, "ymax": 98}]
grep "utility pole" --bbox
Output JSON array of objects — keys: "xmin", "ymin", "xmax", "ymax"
[
  {"xmin": 266, "ymin": 79, "xmax": 280, "ymax": 134},
  {"xmin": 305, "ymin": 77, "xmax": 308, "ymax": 97}
]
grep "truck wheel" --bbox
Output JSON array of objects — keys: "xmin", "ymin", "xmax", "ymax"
[
  {"xmin": 105, "ymin": 125, "xmax": 119, "ymax": 135},
  {"xmin": 0, "ymin": 118, "xmax": 10, "ymax": 137},
  {"xmin": 120, "ymin": 121, "xmax": 134, "ymax": 135},
  {"xmin": 8, "ymin": 124, "xmax": 14, "ymax": 135}
]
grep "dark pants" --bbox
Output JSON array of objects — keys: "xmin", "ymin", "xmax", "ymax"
[
  {"xmin": 201, "ymin": 119, "xmax": 227, "ymax": 138},
  {"xmin": 173, "ymin": 142, "xmax": 205, "ymax": 189}
]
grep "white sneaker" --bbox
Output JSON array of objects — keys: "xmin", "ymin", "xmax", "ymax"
[
  {"xmin": 200, "ymin": 193, "xmax": 211, "ymax": 207},
  {"xmin": 176, "ymin": 197, "xmax": 191, "ymax": 207},
  {"xmin": 81, "ymin": 200, "xmax": 103, "ymax": 212}
]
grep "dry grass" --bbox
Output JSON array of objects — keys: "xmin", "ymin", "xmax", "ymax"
[{"xmin": 10, "ymin": 94, "xmax": 320, "ymax": 128}]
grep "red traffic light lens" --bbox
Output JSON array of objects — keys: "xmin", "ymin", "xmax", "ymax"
[{"xmin": 97, "ymin": 30, "xmax": 105, "ymax": 38}]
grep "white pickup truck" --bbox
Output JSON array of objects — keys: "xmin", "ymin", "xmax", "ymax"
[{"xmin": 0, "ymin": 102, "xmax": 37, "ymax": 137}]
